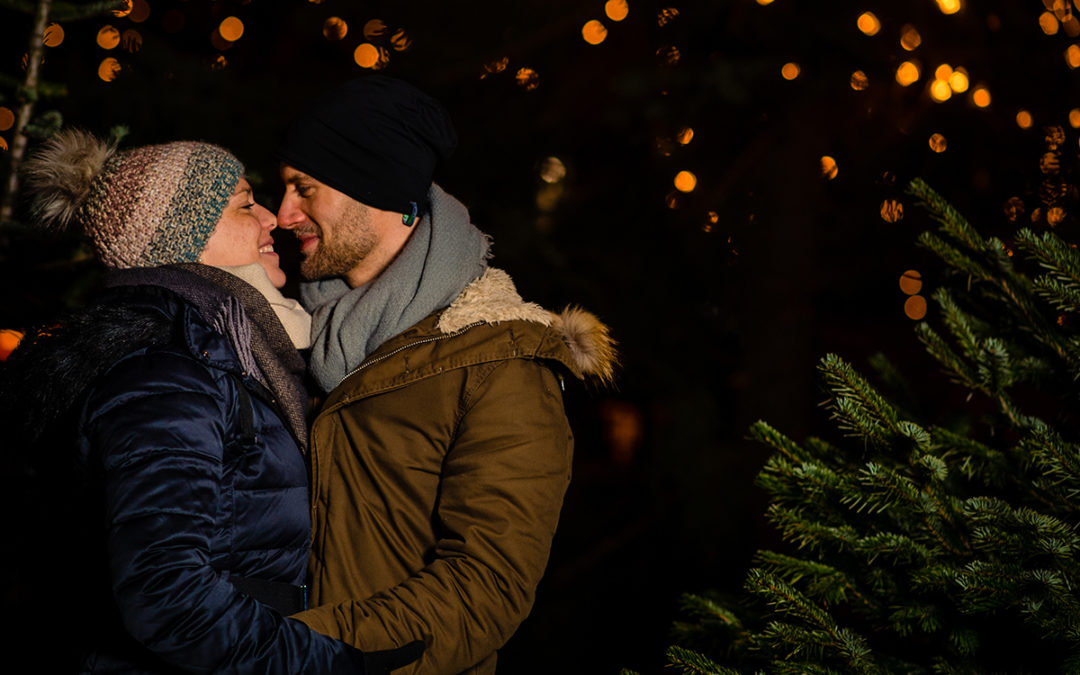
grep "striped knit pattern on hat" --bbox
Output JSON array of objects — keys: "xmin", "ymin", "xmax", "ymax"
[{"xmin": 80, "ymin": 142, "xmax": 243, "ymax": 268}]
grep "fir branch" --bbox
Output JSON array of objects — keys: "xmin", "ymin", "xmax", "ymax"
[
  {"xmin": 854, "ymin": 531, "xmax": 935, "ymax": 565},
  {"xmin": 915, "ymin": 322, "xmax": 980, "ymax": 391},
  {"xmin": 665, "ymin": 645, "xmax": 735, "ymax": 675},
  {"xmin": 748, "ymin": 421, "xmax": 813, "ymax": 464},
  {"xmin": 918, "ymin": 231, "xmax": 992, "ymax": 282},
  {"xmin": 906, "ymin": 178, "xmax": 986, "ymax": 253},
  {"xmin": 678, "ymin": 593, "xmax": 745, "ymax": 631},
  {"xmin": 754, "ymin": 550, "xmax": 875, "ymax": 610},
  {"xmin": 765, "ymin": 504, "xmax": 860, "ymax": 553},
  {"xmin": 819, "ymin": 354, "xmax": 912, "ymax": 452}
]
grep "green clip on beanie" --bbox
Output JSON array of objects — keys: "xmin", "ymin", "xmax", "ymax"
[
  {"xmin": 22, "ymin": 129, "xmax": 243, "ymax": 268},
  {"xmin": 276, "ymin": 75, "xmax": 457, "ymax": 218}
]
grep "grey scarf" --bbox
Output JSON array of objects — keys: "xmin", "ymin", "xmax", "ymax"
[{"xmin": 300, "ymin": 184, "xmax": 491, "ymax": 392}]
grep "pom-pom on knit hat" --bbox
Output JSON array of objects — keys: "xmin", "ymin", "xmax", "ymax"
[{"xmin": 22, "ymin": 129, "xmax": 243, "ymax": 268}]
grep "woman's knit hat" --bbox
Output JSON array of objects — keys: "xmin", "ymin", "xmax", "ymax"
[{"xmin": 22, "ymin": 129, "xmax": 243, "ymax": 268}]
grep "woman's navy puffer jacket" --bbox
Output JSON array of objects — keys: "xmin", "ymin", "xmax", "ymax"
[{"xmin": 7, "ymin": 280, "xmax": 361, "ymax": 674}]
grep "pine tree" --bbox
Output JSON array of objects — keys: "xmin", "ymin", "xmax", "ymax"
[{"xmin": 634, "ymin": 176, "xmax": 1080, "ymax": 674}]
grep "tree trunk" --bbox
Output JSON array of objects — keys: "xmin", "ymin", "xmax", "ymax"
[{"xmin": 0, "ymin": 0, "xmax": 52, "ymax": 228}]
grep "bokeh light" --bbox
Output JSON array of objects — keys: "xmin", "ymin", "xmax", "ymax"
[
  {"xmin": 657, "ymin": 8, "xmax": 679, "ymax": 26},
  {"xmin": 704, "ymin": 211, "xmax": 719, "ymax": 233},
  {"xmin": 1067, "ymin": 44, "xmax": 1080, "ymax": 68},
  {"xmin": 390, "ymin": 28, "xmax": 412, "ymax": 51},
  {"xmin": 676, "ymin": 127, "xmax": 694, "ymax": 145},
  {"xmin": 481, "ymin": 57, "xmax": 509, "ymax": 78},
  {"xmin": 0, "ymin": 137, "xmax": 8, "ymax": 152},
  {"xmin": 219, "ymin": 17, "xmax": 244, "ymax": 42},
  {"xmin": 934, "ymin": 64, "xmax": 953, "ymax": 81},
  {"xmin": 0, "ymin": 329, "xmax": 24, "ymax": 362},
  {"xmin": 1041, "ymin": 11, "xmax": 1061, "ymax": 35},
  {"xmin": 364, "ymin": 19, "xmax": 388, "ymax": 39},
  {"xmin": 583, "ymin": 20, "xmax": 608, "ymax": 45},
  {"xmin": 929, "ymin": 79, "xmax": 952, "ymax": 102},
  {"xmin": 1069, "ymin": 108, "xmax": 1080, "ymax": 128},
  {"xmin": 43, "ymin": 23, "xmax": 64, "ymax": 48},
  {"xmin": 605, "ymin": 0, "xmax": 629, "ymax": 21},
  {"xmin": 821, "ymin": 155, "xmax": 838, "ymax": 179},
  {"xmin": 781, "ymin": 62, "xmax": 800, "ymax": 80},
  {"xmin": 657, "ymin": 45, "xmax": 681, "ymax": 66},
  {"xmin": 850, "ymin": 70, "xmax": 869, "ymax": 90},
  {"xmin": 900, "ymin": 24, "xmax": 921, "ymax": 50},
  {"xmin": 120, "ymin": 29, "xmax": 142, "ymax": 53},
  {"xmin": 881, "ymin": 199, "xmax": 904, "ymax": 222},
  {"xmin": 516, "ymin": 67, "xmax": 540, "ymax": 91},
  {"xmin": 857, "ymin": 12, "xmax": 881, "ymax": 36},
  {"xmin": 899, "ymin": 270, "xmax": 923, "ymax": 295},
  {"xmin": 972, "ymin": 85, "xmax": 991, "ymax": 107},
  {"xmin": 540, "ymin": 157, "xmax": 566, "ymax": 184},
  {"xmin": 97, "ymin": 57, "xmax": 121, "ymax": 82},
  {"xmin": 936, "ymin": 0, "xmax": 961, "ymax": 15},
  {"xmin": 756, "ymin": 0, "xmax": 774, "ymax": 4},
  {"xmin": 896, "ymin": 61, "xmax": 920, "ymax": 86},
  {"xmin": 904, "ymin": 295, "xmax": 928, "ymax": 320},
  {"xmin": 1017, "ymin": 109, "xmax": 1034, "ymax": 129},
  {"xmin": 674, "ymin": 170, "xmax": 697, "ymax": 193},
  {"xmin": 929, "ymin": 133, "xmax": 947, "ymax": 152},
  {"xmin": 354, "ymin": 43, "xmax": 379, "ymax": 68},
  {"xmin": 1003, "ymin": 196, "xmax": 1025, "ymax": 222},
  {"xmin": 130, "ymin": 0, "xmax": 150, "ymax": 23},
  {"xmin": 97, "ymin": 26, "xmax": 120, "ymax": 50},
  {"xmin": 112, "ymin": 0, "xmax": 132, "ymax": 18},
  {"xmin": 0, "ymin": 107, "xmax": 13, "ymax": 132},
  {"xmin": 323, "ymin": 17, "xmax": 348, "ymax": 41},
  {"xmin": 949, "ymin": 68, "xmax": 969, "ymax": 92},
  {"xmin": 1048, "ymin": 206, "xmax": 1067, "ymax": 226}
]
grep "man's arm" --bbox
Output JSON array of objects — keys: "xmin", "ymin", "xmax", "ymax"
[{"xmin": 296, "ymin": 359, "xmax": 573, "ymax": 674}]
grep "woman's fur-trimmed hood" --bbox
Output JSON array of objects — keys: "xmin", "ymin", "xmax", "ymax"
[{"xmin": 437, "ymin": 268, "xmax": 617, "ymax": 385}]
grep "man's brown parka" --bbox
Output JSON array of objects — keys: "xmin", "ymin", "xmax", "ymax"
[{"xmin": 293, "ymin": 268, "xmax": 617, "ymax": 674}]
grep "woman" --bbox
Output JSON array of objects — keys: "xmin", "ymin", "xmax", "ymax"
[{"xmin": 0, "ymin": 130, "xmax": 420, "ymax": 674}]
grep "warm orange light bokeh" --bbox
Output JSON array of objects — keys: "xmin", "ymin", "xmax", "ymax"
[
  {"xmin": 43, "ymin": 22, "xmax": 64, "ymax": 47},
  {"xmin": 121, "ymin": 29, "xmax": 142, "ymax": 53},
  {"xmin": 929, "ymin": 133, "xmax": 947, "ymax": 152},
  {"xmin": 821, "ymin": 155, "xmax": 838, "ymax": 179},
  {"xmin": 1070, "ymin": 108, "xmax": 1080, "ymax": 128},
  {"xmin": 582, "ymin": 20, "xmax": 608, "ymax": 45},
  {"xmin": 323, "ymin": 17, "xmax": 348, "ymax": 41},
  {"xmin": 904, "ymin": 295, "xmax": 928, "ymax": 320},
  {"xmin": 1041, "ymin": 11, "xmax": 1061, "ymax": 35},
  {"xmin": 97, "ymin": 25, "xmax": 120, "ymax": 50},
  {"xmin": 219, "ymin": 17, "xmax": 244, "ymax": 42},
  {"xmin": 934, "ymin": 64, "xmax": 953, "ymax": 81},
  {"xmin": 857, "ymin": 12, "xmax": 881, "ymax": 36},
  {"xmin": 949, "ymin": 68, "xmax": 969, "ymax": 92},
  {"xmin": 130, "ymin": 0, "xmax": 150, "ymax": 23},
  {"xmin": 0, "ymin": 107, "xmax": 13, "ymax": 132},
  {"xmin": 605, "ymin": 0, "xmax": 629, "ymax": 21},
  {"xmin": 880, "ymin": 199, "xmax": 904, "ymax": 223},
  {"xmin": 0, "ymin": 329, "xmax": 25, "ymax": 362},
  {"xmin": 1067, "ymin": 44, "xmax": 1080, "ymax": 68},
  {"xmin": 1016, "ymin": 110, "xmax": 1034, "ymax": 129},
  {"xmin": 929, "ymin": 79, "xmax": 952, "ymax": 102},
  {"xmin": 364, "ymin": 19, "xmax": 388, "ymax": 39},
  {"xmin": 936, "ymin": 0, "xmax": 961, "ymax": 15},
  {"xmin": 390, "ymin": 28, "xmax": 412, "ymax": 51},
  {"xmin": 900, "ymin": 24, "xmax": 921, "ymax": 50},
  {"xmin": 676, "ymin": 127, "xmax": 694, "ymax": 145},
  {"xmin": 540, "ymin": 157, "xmax": 566, "ymax": 184},
  {"xmin": 516, "ymin": 68, "xmax": 540, "ymax": 91},
  {"xmin": 781, "ymin": 62, "xmax": 800, "ymax": 80},
  {"xmin": 97, "ymin": 57, "xmax": 121, "ymax": 82},
  {"xmin": 112, "ymin": 0, "xmax": 132, "ymax": 18},
  {"xmin": 850, "ymin": 70, "xmax": 869, "ymax": 90},
  {"xmin": 896, "ymin": 61, "xmax": 920, "ymax": 86},
  {"xmin": 972, "ymin": 86, "xmax": 991, "ymax": 107},
  {"xmin": 354, "ymin": 43, "xmax": 379, "ymax": 68},
  {"xmin": 674, "ymin": 170, "xmax": 697, "ymax": 193},
  {"xmin": 899, "ymin": 270, "xmax": 923, "ymax": 295}
]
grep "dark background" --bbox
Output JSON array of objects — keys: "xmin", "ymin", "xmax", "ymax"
[{"xmin": 3, "ymin": 1, "xmax": 1079, "ymax": 672}]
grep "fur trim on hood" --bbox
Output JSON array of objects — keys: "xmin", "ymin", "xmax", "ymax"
[{"xmin": 437, "ymin": 267, "xmax": 617, "ymax": 385}]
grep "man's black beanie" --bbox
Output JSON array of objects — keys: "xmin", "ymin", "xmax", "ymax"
[{"xmin": 276, "ymin": 75, "xmax": 457, "ymax": 216}]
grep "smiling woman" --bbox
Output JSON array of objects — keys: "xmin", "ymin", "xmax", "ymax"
[{"xmin": 0, "ymin": 129, "xmax": 423, "ymax": 673}]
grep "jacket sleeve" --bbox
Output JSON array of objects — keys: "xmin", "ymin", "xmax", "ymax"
[
  {"xmin": 296, "ymin": 359, "xmax": 574, "ymax": 674},
  {"xmin": 83, "ymin": 350, "xmax": 354, "ymax": 675}
]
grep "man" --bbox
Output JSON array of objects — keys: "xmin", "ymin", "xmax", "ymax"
[{"xmin": 276, "ymin": 75, "xmax": 616, "ymax": 674}]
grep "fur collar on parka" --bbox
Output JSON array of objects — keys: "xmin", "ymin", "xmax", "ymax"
[{"xmin": 436, "ymin": 267, "xmax": 617, "ymax": 385}]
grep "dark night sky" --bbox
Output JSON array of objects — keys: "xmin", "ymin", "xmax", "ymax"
[{"xmin": 4, "ymin": 0, "xmax": 1080, "ymax": 672}]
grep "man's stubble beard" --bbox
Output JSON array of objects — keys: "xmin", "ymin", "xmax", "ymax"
[{"xmin": 300, "ymin": 200, "xmax": 377, "ymax": 281}]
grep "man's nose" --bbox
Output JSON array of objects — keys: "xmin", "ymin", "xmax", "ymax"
[{"xmin": 277, "ymin": 195, "xmax": 303, "ymax": 230}]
